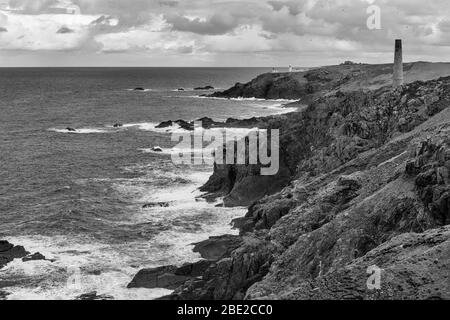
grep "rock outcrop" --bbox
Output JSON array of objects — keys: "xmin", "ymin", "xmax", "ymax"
[
  {"xmin": 157, "ymin": 73, "xmax": 450, "ymax": 300},
  {"xmin": 128, "ymin": 260, "xmax": 211, "ymax": 290},
  {"xmin": 0, "ymin": 240, "xmax": 29, "ymax": 269}
]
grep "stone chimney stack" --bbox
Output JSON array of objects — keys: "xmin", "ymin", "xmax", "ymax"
[{"xmin": 393, "ymin": 39, "xmax": 404, "ymax": 88}]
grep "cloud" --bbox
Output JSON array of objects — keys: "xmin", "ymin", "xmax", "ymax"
[
  {"xmin": 268, "ymin": 1, "xmax": 301, "ymax": 16},
  {"xmin": 56, "ymin": 25, "xmax": 74, "ymax": 33},
  {"xmin": 158, "ymin": 1, "xmax": 178, "ymax": 8},
  {"xmin": 164, "ymin": 13, "xmax": 240, "ymax": 35},
  {"xmin": 1, "ymin": 0, "xmax": 450, "ymax": 66},
  {"xmin": 0, "ymin": 26, "xmax": 7, "ymax": 32}
]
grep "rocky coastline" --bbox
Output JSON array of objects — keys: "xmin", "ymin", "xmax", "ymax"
[
  {"xmin": 2, "ymin": 62, "xmax": 450, "ymax": 300},
  {"xmin": 130, "ymin": 62, "xmax": 450, "ymax": 300}
]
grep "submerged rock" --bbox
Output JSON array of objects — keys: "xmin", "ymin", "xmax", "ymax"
[
  {"xmin": 194, "ymin": 85, "xmax": 214, "ymax": 90},
  {"xmin": 142, "ymin": 202, "xmax": 170, "ymax": 208},
  {"xmin": 151, "ymin": 146, "xmax": 163, "ymax": 152}
]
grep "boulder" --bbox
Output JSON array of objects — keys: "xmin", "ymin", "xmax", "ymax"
[
  {"xmin": 127, "ymin": 266, "xmax": 190, "ymax": 290},
  {"xmin": 192, "ymin": 235, "xmax": 243, "ymax": 261},
  {"xmin": 0, "ymin": 241, "xmax": 29, "ymax": 269},
  {"xmin": 133, "ymin": 87, "xmax": 145, "ymax": 91}
]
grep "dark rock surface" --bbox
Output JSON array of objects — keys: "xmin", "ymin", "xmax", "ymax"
[
  {"xmin": 155, "ymin": 116, "xmax": 272, "ymax": 133},
  {"xmin": 193, "ymin": 235, "xmax": 243, "ymax": 261},
  {"xmin": 0, "ymin": 290, "xmax": 10, "ymax": 300},
  {"xmin": 194, "ymin": 85, "xmax": 214, "ymax": 90},
  {"xmin": 22, "ymin": 252, "xmax": 47, "ymax": 262},
  {"xmin": 127, "ymin": 260, "xmax": 211, "ymax": 290},
  {"xmin": 75, "ymin": 291, "xmax": 114, "ymax": 300},
  {"xmin": 0, "ymin": 240, "xmax": 29, "ymax": 269},
  {"xmin": 142, "ymin": 202, "xmax": 170, "ymax": 208},
  {"xmin": 133, "ymin": 87, "xmax": 145, "ymax": 91}
]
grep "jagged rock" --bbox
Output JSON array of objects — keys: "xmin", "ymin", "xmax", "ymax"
[
  {"xmin": 174, "ymin": 260, "xmax": 211, "ymax": 277},
  {"xmin": 162, "ymin": 234, "xmax": 279, "ymax": 300},
  {"xmin": 113, "ymin": 123, "xmax": 123, "ymax": 128},
  {"xmin": 192, "ymin": 235, "xmax": 243, "ymax": 261},
  {"xmin": 66, "ymin": 127, "xmax": 76, "ymax": 132},
  {"xmin": 142, "ymin": 202, "xmax": 170, "ymax": 208},
  {"xmin": 0, "ymin": 290, "xmax": 10, "ymax": 300},
  {"xmin": 248, "ymin": 226, "xmax": 450, "ymax": 300},
  {"xmin": 22, "ymin": 252, "xmax": 47, "ymax": 262},
  {"xmin": 0, "ymin": 240, "xmax": 29, "ymax": 269},
  {"xmin": 128, "ymin": 265, "xmax": 193, "ymax": 290},
  {"xmin": 75, "ymin": 291, "xmax": 114, "ymax": 300}
]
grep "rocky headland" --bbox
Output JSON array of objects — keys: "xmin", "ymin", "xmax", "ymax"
[{"xmin": 128, "ymin": 61, "xmax": 450, "ymax": 300}]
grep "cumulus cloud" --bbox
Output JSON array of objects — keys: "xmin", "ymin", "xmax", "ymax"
[
  {"xmin": 164, "ymin": 13, "xmax": 240, "ymax": 35},
  {"xmin": 0, "ymin": 0, "xmax": 450, "ymax": 66}
]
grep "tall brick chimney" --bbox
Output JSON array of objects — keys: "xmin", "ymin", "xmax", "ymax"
[{"xmin": 393, "ymin": 39, "xmax": 404, "ymax": 88}]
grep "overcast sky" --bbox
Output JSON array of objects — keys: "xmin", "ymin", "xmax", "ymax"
[{"xmin": 0, "ymin": 0, "xmax": 449, "ymax": 67}]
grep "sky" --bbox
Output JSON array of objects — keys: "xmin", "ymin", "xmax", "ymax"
[{"xmin": 0, "ymin": 0, "xmax": 450, "ymax": 67}]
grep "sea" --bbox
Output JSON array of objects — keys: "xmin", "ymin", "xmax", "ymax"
[{"xmin": 0, "ymin": 67, "xmax": 296, "ymax": 300}]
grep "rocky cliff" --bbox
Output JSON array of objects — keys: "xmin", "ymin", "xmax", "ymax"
[{"xmin": 151, "ymin": 70, "xmax": 450, "ymax": 300}]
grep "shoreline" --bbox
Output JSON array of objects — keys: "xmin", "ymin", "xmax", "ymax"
[{"xmin": 0, "ymin": 94, "xmax": 296, "ymax": 300}]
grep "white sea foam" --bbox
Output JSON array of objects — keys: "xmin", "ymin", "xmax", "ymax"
[
  {"xmin": 1, "ymin": 235, "xmax": 172, "ymax": 300},
  {"xmin": 2, "ymin": 167, "xmax": 245, "ymax": 300},
  {"xmin": 49, "ymin": 128, "xmax": 110, "ymax": 134},
  {"xmin": 122, "ymin": 122, "xmax": 187, "ymax": 134},
  {"xmin": 186, "ymin": 95, "xmax": 298, "ymax": 103}
]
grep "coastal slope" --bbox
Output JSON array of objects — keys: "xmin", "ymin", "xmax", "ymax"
[{"xmin": 157, "ymin": 64, "xmax": 450, "ymax": 300}]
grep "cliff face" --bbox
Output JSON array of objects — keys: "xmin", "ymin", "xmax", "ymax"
[{"xmin": 163, "ymin": 74, "xmax": 450, "ymax": 300}]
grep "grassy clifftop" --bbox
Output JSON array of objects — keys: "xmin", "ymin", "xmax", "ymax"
[{"xmin": 210, "ymin": 62, "xmax": 450, "ymax": 102}]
